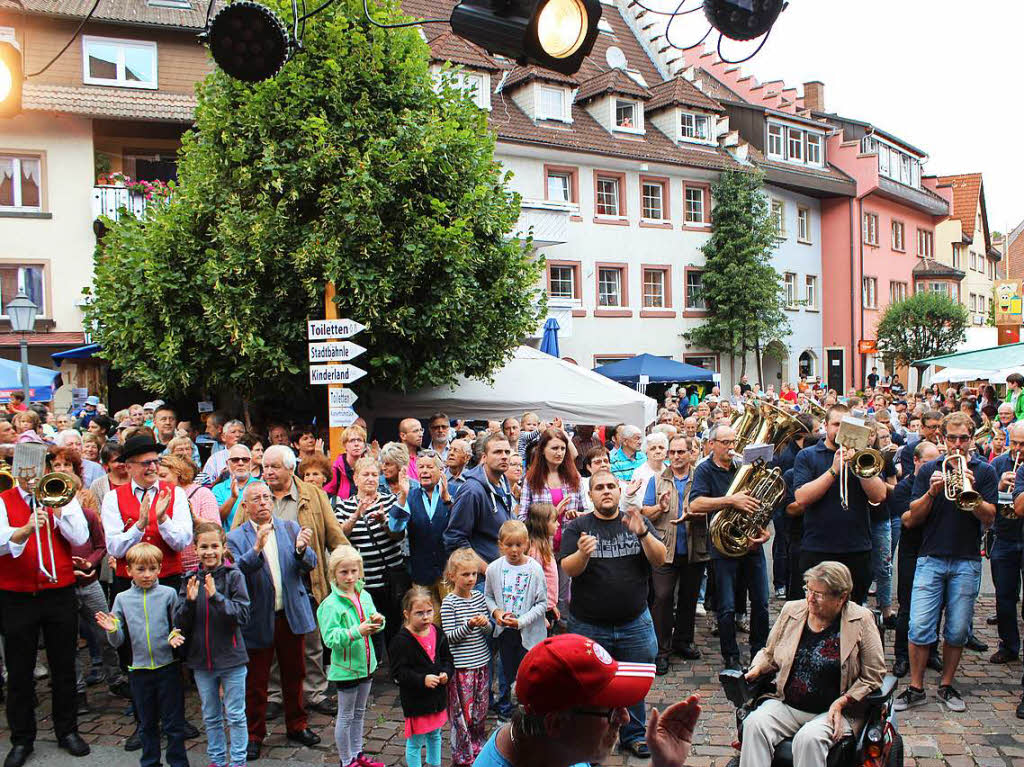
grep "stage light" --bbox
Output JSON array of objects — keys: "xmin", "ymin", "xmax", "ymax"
[
  {"xmin": 0, "ymin": 40, "xmax": 23, "ymax": 119},
  {"xmin": 204, "ymin": 1, "xmax": 291, "ymax": 83},
  {"xmin": 450, "ymin": 0, "xmax": 602, "ymax": 75},
  {"xmin": 703, "ymin": 0, "xmax": 786, "ymax": 42}
]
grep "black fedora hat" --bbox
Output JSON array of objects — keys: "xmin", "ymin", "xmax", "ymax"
[{"xmin": 120, "ymin": 435, "xmax": 163, "ymax": 462}]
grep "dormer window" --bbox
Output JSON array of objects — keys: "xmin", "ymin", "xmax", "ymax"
[
  {"xmin": 766, "ymin": 119, "xmax": 826, "ymax": 168},
  {"xmin": 680, "ymin": 112, "xmax": 711, "ymax": 143},
  {"xmin": 861, "ymin": 135, "xmax": 921, "ymax": 188},
  {"xmin": 538, "ymin": 85, "xmax": 570, "ymax": 122},
  {"xmin": 615, "ymin": 100, "xmax": 637, "ymax": 129},
  {"xmin": 431, "ymin": 67, "xmax": 491, "ymax": 110}
]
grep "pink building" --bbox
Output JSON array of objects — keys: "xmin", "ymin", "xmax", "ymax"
[{"xmin": 817, "ymin": 116, "xmax": 951, "ymax": 391}]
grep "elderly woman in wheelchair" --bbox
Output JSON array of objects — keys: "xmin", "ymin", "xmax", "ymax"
[{"xmin": 732, "ymin": 561, "xmax": 889, "ymax": 767}]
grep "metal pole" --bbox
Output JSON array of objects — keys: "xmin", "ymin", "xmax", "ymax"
[{"xmin": 19, "ymin": 336, "xmax": 29, "ymax": 405}]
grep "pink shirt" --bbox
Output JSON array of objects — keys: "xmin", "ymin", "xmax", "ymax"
[
  {"xmin": 404, "ymin": 625, "xmax": 449, "ymax": 736},
  {"xmin": 529, "ymin": 545, "xmax": 558, "ymax": 610}
]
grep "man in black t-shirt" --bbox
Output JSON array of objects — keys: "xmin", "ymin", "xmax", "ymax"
[
  {"xmin": 559, "ymin": 469, "xmax": 666, "ymax": 759},
  {"xmin": 689, "ymin": 424, "xmax": 770, "ymax": 672},
  {"xmin": 793, "ymin": 404, "xmax": 888, "ymax": 604},
  {"xmin": 897, "ymin": 413, "xmax": 997, "ymax": 714},
  {"xmin": 990, "ymin": 423, "xmax": 1024, "ymax": 668},
  {"xmin": 867, "ymin": 367, "xmax": 879, "ymax": 389}
]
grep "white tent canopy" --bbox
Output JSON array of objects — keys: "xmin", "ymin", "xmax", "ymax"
[{"xmin": 368, "ymin": 346, "xmax": 657, "ymax": 427}]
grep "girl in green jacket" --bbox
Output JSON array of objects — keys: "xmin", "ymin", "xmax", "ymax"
[{"xmin": 318, "ymin": 546, "xmax": 386, "ymax": 767}]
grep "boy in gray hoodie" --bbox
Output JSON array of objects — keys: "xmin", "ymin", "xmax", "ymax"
[{"xmin": 97, "ymin": 542, "xmax": 186, "ymax": 767}]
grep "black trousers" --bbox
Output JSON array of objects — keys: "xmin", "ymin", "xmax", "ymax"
[
  {"xmin": 0, "ymin": 586, "xmax": 79, "ymax": 745},
  {"xmin": 650, "ymin": 559, "xmax": 706, "ymax": 659},
  {"xmin": 786, "ymin": 519, "xmax": 804, "ymax": 600},
  {"xmin": 798, "ymin": 550, "xmax": 873, "ymax": 605},
  {"xmin": 894, "ymin": 544, "xmax": 917, "ymax": 662},
  {"xmin": 130, "ymin": 663, "xmax": 186, "ymax": 767}
]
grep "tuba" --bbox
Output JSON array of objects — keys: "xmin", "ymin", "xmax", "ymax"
[
  {"xmin": 943, "ymin": 452, "xmax": 981, "ymax": 511},
  {"xmin": 709, "ymin": 408, "xmax": 808, "ymax": 558},
  {"xmin": 804, "ymin": 398, "xmax": 827, "ymax": 422}
]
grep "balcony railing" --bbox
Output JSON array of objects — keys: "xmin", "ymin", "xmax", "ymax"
[
  {"xmin": 91, "ymin": 185, "xmax": 152, "ymax": 222},
  {"xmin": 514, "ymin": 198, "xmax": 573, "ymax": 248}
]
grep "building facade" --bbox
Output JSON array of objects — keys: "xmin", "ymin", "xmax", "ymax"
[{"xmin": 0, "ymin": 1, "xmax": 209, "ymax": 369}]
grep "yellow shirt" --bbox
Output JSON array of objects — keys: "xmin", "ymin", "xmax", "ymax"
[{"xmin": 252, "ymin": 521, "xmax": 284, "ymax": 612}]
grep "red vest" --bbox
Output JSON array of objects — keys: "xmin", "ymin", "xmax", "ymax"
[
  {"xmin": 0, "ymin": 487, "xmax": 76, "ymax": 592},
  {"xmin": 114, "ymin": 481, "xmax": 183, "ymax": 578}
]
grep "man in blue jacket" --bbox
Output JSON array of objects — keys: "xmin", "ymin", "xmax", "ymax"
[
  {"xmin": 443, "ymin": 433, "xmax": 514, "ymax": 572},
  {"xmin": 226, "ymin": 482, "xmax": 319, "ymax": 761}
]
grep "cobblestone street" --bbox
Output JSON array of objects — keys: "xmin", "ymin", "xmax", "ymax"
[{"xmin": 3, "ymin": 594, "xmax": 1023, "ymax": 766}]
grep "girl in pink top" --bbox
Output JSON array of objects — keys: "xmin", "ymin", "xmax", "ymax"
[{"xmin": 525, "ymin": 502, "xmax": 560, "ymax": 630}]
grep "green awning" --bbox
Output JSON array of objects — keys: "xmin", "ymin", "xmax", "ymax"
[{"xmin": 913, "ymin": 342, "xmax": 1024, "ymax": 369}]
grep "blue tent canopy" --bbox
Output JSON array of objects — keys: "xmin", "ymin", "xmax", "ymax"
[
  {"xmin": 51, "ymin": 343, "xmax": 102, "ymax": 361},
  {"xmin": 593, "ymin": 354, "xmax": 715, "ymax": 384},
  {"xmin": 0, "ymin": 357, "xmax": 60, "ymax": 402}
]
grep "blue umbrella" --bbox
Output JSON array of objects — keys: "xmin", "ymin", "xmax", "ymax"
[
  {"xmin": 539, "ymin": 317, "xmax": 560, "ymax": 357},
  {"xmin": 0, "ymin": 357, "xmax": 60, "ymax": 402}
]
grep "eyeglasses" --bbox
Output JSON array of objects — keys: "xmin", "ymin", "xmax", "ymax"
[
  {"xmin": 715, "ymin": 439, "xmax": 736, "ymax": 446},
  {"xmin": 804, "ymin": 586, "xmax": 838, "ymax": 601},
  {"xmin": 572, "ymin": 707, "xmax": 619, "ymax": 723},
  {"xmin": 228, "ymin": 457, "xmax": 250, "ymax": 464},
  {"xmin": 130, "ymin": 458, "xmax": 160, "ymax": 467},
  {"xmin": 945, "ymin": 434, "xmax": 972, "ymax": 443}
]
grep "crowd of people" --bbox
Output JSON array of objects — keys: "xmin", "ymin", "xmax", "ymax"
[{"xmin": 1, "ymin": 371, "xmax": 1023, "ymax": 767}]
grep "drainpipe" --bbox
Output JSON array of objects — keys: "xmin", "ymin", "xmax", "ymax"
[
  {"xmin": 849, "ymin": 197, "xmax": 858, "ymax": 392},
  {"xmin": 857, "ymin": 196, "xmax": 865, "ymax": 391}
]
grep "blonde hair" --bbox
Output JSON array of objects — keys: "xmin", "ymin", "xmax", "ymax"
[
  {"xmin": 160, "ymin": 454, "xmax": 197, "ymax": 485},
  {"xmin": 125, "ymin": 542, "xmax": 163, "ymax": 568},
  {"xmin": 327, "ymin": 545, "xmax": 364, "ymax": 580},
  {"xmin": 378, "ymin": 441, "xmax": 410, "ymax": 468},
  {"xmin": 525, "ymin": 503, "xmax": 556, "ymax": 565},
  {"xmin": 402, "ymin": 584, "xmax": 433, "ymax": 617},
  {"xmin": 353, "ymin": 456, "xmax": 380, "ymax": 477},
  {"xmin": 803, "ymin": 561, "xmax": 853, "ymax": 597},
  {"xmin": 342, "ymin": 425, "xmax": 367, "ymax": 445},
  {"xmin": 498, "ymin": 519, "xmax": 528, "ymax": 545},
  {"xmin": 444, "ymin": 547, "xmax": 484, "ymax": 586}
]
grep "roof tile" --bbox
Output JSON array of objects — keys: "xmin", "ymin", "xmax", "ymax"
[
  {"xmin": 646, "ymin": 76, "xmax": 724, "ymax": 114},
  {"xmin": 935, "ymin": 173, "xmax": 982, "ymax": 240},
  {"xmin": 575, "ymin": 68, "xmax": 651, "ymax": 103},
  {"xmin": 0, "ymin": 0, "xmax": 219, "ymax": 29},
  {"xmin": 23, "ymin": 83, "xmax": 197, "ymax": 121}
]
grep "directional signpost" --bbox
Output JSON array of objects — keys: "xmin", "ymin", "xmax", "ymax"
[{"xmin": 310, "ymin": 288, "xmax": 366, "ymax": 458}]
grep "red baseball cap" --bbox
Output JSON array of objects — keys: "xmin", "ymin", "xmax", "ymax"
[{"xmin": 515, "ymin": 634, "xmax": 656, "ymax": 715}]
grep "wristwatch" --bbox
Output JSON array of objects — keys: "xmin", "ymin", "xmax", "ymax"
[{"xmin": 828, "ymin": 467, "xmax": 839, "ymax": 479}]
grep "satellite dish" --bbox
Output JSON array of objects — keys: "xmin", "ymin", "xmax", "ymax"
[{"xmin": 605, "ymin": 46, "xmax": 628, "ymax": 70}]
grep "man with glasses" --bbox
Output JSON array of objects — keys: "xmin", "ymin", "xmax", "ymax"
[
  {"xmin": 427, "ymin": 412, "xmax": 452, "ymax": 460},
  {"xmin": 793, "ymin": 404, "xmax": 887, "ymax": 605},
  {"xmin": 897, "ymin": 412, "xmax": 997, "ymax": 713},
  {"xmin": 473, "ymin": 633, "xmax": 699, "ymax": 767},
  {"xmin": 213, "ymin": 444, "xmax": 256, "ymax": 529},
  {"xmin": 897, "ymin": 410, "xmax": 943, "ymax": 481},
  {"xmin": 202, "ymin": 419, "xmax": 246, "ymax": 485},
  {"xmin": 644, "ymin": 436, "xmax": 708, "ymax": 674},
  {"xmin": 689, "ymin": 425, "xmax": 769, "ymax": 672}
]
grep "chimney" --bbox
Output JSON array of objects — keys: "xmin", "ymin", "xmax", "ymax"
[{"xmin": 803, "ymin": 81, "xmax": 825, "ymax": 113}]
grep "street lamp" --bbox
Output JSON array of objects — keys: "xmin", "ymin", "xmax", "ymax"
[{"xmin": 7, "ymin": 291, "xmax": 38, "ymax": 405}]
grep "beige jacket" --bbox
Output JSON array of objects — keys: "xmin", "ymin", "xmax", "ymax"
[
  {"xmin": 749, "ymin": 599, "xmax": 886, "ymax": 730},
  {"xmin": 231, "ymin": 476, "xmax": 348, "ymax": 603}
]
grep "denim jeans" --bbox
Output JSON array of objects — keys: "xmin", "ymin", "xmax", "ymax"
[
  {"xmin": 870, "ymin": 519, "xmax": 893, "ymax": 610},
  {"xmin": 771, "ymin": 509, "xmax": 789, "ymax": 590},
  {"xmin": 568, "ymin": 608, "xmax": 658, "ymax": 746},
  {"xmin": 990, "ymin": 538, "xmax": 1024, "ymax": 655},
  {"xmin": 909, "ymin": 556, "xmax": 982, "ymax": 647},
  {"xmin": 890, "ymin": 516, "xmax": 901, "ymax": 558},
  {"xmin": 713, "ymin": 549, "xmax": 769, "ymax": 662},
  {"xmin": 194, "ymin": 665, "xmax": 248, "ymax": 767}
]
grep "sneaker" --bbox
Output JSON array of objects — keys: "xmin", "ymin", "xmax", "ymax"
[
  {"xmin": 84, "ymin": 666, "xmax": 105, "ymax": 687},
  {"xmin": 893, "ymin": 686, "xmax": 927, "ymax": 712},
  {"xmin": 736, "ymin": 614, "xmax": 750, "ymax": 633},
  {"xmin": 774, "ymin": 587, "xmax": 786, "ymax": 600},
  {"xmin": 990, "ymin": 648, "xmax": 1018, "ymax": 664},
  {"xmin": 937, "ymin": 685, "xmax": 966, "ymax": 712},
  {"xmin": 356, "ymin": 753, "xmax": 385, "ymax": 767},
  {"xmin": 33, "ymin": 664, "xmax": 48, "ymax": 680},
  {"xmin": 695, "ymin": 603, "xmax": 706, "ymax": 617}
]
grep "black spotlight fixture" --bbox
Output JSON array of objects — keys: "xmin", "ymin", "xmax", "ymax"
[
  {"xmin": 450, "ymin": 0, "xmax": 602, "ymax": 76},
  {"xmin": 0, "ymin": 39, "xmax": 23, "ymax": 119},
  {"xmin": 203, "ymin": 1, "xmax": 291, "ymax": 83},
  {"xmin": 703, "ymin": 0, "xmax": 785, "ymax": 42}
]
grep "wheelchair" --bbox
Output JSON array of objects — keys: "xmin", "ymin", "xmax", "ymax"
[{"xmin": 718, "ymin": 669, "xmax": 903, "ymax": 767}]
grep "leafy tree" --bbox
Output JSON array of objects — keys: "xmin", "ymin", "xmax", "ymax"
[
  {"xmin": 686, "ymin": 169, "xmax": 789, "ymax": 382},
  {"xmin": 875, "ymin": 291, "xmax": 969, "ymax": 384},
  {"xmin": 85, "ymin": 0, "xmax": 542, "ymax": 404}
]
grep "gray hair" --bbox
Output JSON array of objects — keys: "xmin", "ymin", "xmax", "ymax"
[
  {"xmin": 706, "ymin": 423, "xmax": 728, "ymax": 443},
  {"xmin": 803, "ymin": 561, "xmax": 853, "ymax": 597},
  {"xmin": 224, "ymin": 419, "xmax": 245, "ymax": 432},
  {"xmin": 645, "ymin": 432, "xmax": 669, "ymax": 451},
  {"xmin": 56, "ymin": 429, "xmax": 82, "ymax": 446},
  {"xmin": 379, "ymin": 441, "xmax": 411, "ymax": 468},
  {"xmin": 416, "ymin": 450, "xmax": 445, "ymax": 473},
  {"xmin": 620, "ymin": 425, "xmax": 641, "ymax": 441},
  {"xmin": 651, "ymin": 424, "xmax": 678, "ymax": 438},
  {"xmin": 263, "ymin": 444, "xmax": 296, "ymax": 471},
  {"xmin": 999, "ymin": 403, "xmax": 1014, "ymax": 414}
]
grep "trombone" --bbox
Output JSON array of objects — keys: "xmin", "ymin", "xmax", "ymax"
[
  {"xmin": 836, "ymin": 419, "xmax": 884, "ymax": 510},
  {"xmin": 26, "ymin": 471, "xmax": 76, "ymax": 583},
  {"xmin": 942, "ymin": 452, "xmax": 981, "ymax": 512}
]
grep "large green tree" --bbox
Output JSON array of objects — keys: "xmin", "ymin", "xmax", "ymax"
[
  {"xmin": 875, "ymin": 291, "xmax": 969, "ymax": 384},
  {"xmin": 686, "ymin": 169, "xmax": 789, "ymax": 382},
  {"xmin": 85, "ymin": 0, "xmax": 542, "ymax": 403}
]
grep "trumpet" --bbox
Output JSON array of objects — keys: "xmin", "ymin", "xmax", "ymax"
[
  {"xmin": 942, "ymin": 452, "xmax": 981, "ymax": 512},
  {"xmin": 835, "ymin": 418, "xmax": 883, "ymax": 509}
]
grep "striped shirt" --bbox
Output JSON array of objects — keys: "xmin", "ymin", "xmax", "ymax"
[
  {"xmin": 440, "ymin": 590, "xmax": 492, "ymax": 669},
  {"xmin": 334, "ymin": 494, "xmax": 405, "ymax": 590}
]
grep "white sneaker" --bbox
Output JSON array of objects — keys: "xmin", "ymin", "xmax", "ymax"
[
  {"xmin": 34, "ymin": 664, "xmax": 48, "ymax": 680},
  {"xmin": 695, "ymin": 603, "xmax": 706, "ymax": 617}
]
